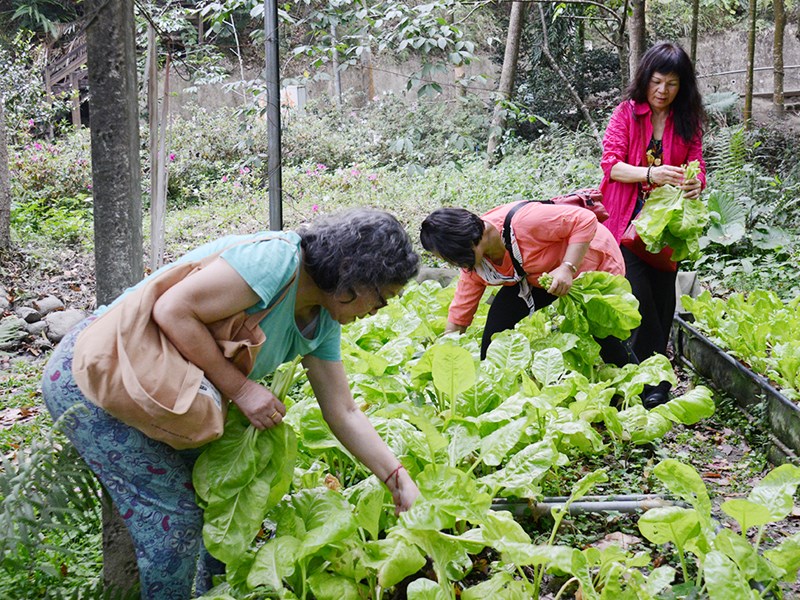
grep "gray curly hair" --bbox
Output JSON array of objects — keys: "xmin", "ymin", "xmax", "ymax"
[{"xmin": 299, "ymin": 208, "xmax": 419, "ymax": 297}]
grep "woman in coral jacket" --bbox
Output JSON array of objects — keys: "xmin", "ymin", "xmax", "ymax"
[
  {"xmin": 420, "ymin": 202, "xmax": 635, "ymax": 367},
  {"xmin": 600, "ymin": 41, "xmax": 707, "ymax": 408}
]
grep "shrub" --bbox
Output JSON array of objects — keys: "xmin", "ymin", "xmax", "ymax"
[{"xmin": 513, "ymin": 47, "xmax": 621, "ymax": 139}]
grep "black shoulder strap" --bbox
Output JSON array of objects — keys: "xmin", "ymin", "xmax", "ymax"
[{"xmin": 502, "ymin": 200, "xmax": 531, "ymax": 278}]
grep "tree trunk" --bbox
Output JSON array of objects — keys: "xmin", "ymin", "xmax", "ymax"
[
  {"xmin": 537, "ymin": 4, "xmax": 602, "ymax": 148},
  {"xmin": 628, "ymin": 0, "xmax": 646, "ymax": 78},
  {"xmin": 0, "ymin": 100, "xmax": 10, "ymax": 250},
  {"xmin": 85, "ymin": 0, "xmax": 143, "ymax": 592},
  {"xmin": 690, "ymin": 0, "xmax": 699, "ymax": 64},
  {"xmin": 486, "ymin": 1, "xmax": 526, "ymax": 164},
  {"xmin": 617, "ymin": 0, "xmax": 630, "ymax": 89},
  {"xmin": 744, "ymin": 0, "xmax": 757, "ymax": 128},
  {"xmin": 774, "ymin": 0, "xmax": 785, "ymax": 116}
]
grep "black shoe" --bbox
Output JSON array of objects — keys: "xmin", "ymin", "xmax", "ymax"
[{"xmin": 642, "ymin": 381, "xmax": 672, "ymax": 410}]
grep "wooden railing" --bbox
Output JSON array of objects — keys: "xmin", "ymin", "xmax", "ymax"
[{"xmin": 43, "ymin": 39, "xmax": 88, "ymax": 127}]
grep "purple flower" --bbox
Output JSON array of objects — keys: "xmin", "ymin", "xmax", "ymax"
[
  {"xmin": 367, "ymin": 173, "xmax": 378, "ymax": 181},
  {"xmin": 222, "ymin": 175, "xmax": 228, "ymax": 182},
  {"xmin": 312, "ymin": 204, "xmax": 319, "ymax": 212},
  {"xmin": 316, "ymin": 163, "xmax": 327, "ymax": 171},
  {"xmin": 28, "ymin": 119, "xmax": 35, "ymax": 127},
  {"xmin": 350, "ymin": 169, "xmax": 361, "ymax": 177},
  {"xmin": 34, "ymin": 142, "xmax": 43, "ymax": 151},
  {"xmin": 169, "ymin": 153, "xmax": 176, "ymax": 162},
  {"xmin": 240, "ymin": 166, "xmax": 251, "ymax": 175}
]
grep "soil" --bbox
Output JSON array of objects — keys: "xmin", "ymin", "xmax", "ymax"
[{"xmin": 1, "ymin": 243, "xmax": 799, "ymax": 597}]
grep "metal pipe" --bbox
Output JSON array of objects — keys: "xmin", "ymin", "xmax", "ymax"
[
  {"xmin": 492, "ymin": 497, "xmax": 681, "ymax": 518},
  {"xmin": 264, "ymin": 0, "xmax": 282, "ymax": 230},
  {"xmin": 698, "ymin": 64, "xmax": 800, "ymax": 78}
]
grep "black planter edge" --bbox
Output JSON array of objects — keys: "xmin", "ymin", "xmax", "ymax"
[{"xmin": 672, "ymin": 313, "xmax": 800, "ymax": 466}]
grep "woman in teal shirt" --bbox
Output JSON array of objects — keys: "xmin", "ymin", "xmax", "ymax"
[{"xmin": 42, "ymin": 208, "xmax": 420, "ymax": 599}]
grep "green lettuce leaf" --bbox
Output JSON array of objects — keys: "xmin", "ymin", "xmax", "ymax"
[{"xmin": 635, "ymin": 160, "xmax": 709, "ymax": 262}]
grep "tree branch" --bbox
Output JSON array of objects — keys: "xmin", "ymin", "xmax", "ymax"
[{"xmin": 537, "ymin": 4, "xmax": 602, "ymax": 148}]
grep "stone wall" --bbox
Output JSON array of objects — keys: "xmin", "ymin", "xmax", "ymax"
[{"xmin": 691, "ymin": 24, "xmax": 800, "ymax": 96}]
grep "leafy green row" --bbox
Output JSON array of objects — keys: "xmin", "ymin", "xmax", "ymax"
[
  {"xmin": 189, "ymin": 280, "xmax": 799, "ymax": 598},
  {"xmin": 682, "ymin": 290, "xmax": 800, "ymax": 401}
]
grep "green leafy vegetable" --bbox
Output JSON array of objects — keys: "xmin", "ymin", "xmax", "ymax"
[
  {"xmin": 635, "ymin": 160, "xmax": 709, "ymax": 261},
  {"xmin": 538, "ymin": 271, "xmax": 641, "ymax": 342}
]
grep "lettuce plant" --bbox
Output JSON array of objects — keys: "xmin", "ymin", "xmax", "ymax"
[
  {"xmin": 635, "ymin": 160, "xmax": 709, "ymax": 262},
  {"xmin": 192, "ymin": 282, "xmax": 790, "ymax": 599},
  {"xmin": 683, "ymin": 290, "xmax": 800, "ymax": 400},
  {"xmin": 638, "ymin": 459, "xmax": 800, "ymax": 598}
]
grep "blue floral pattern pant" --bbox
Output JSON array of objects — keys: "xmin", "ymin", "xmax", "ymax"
[{"xmin": 41, "ymin": 317, "xmax": 223, "ymax": 599}]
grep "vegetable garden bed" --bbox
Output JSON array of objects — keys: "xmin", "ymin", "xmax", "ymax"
[{"xmin": 673, "ymin": 313, "xmax": 800, "ymax": 465}]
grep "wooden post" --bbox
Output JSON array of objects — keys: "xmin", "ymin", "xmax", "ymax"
[{"xmin": 70, "ymin": 72, "xmax": 81, "ymax": 128}]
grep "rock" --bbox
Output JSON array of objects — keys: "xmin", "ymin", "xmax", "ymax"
[
  {"xmin": 45, "ymin": 308, "xmax": 87, "ymax": 343},
  {"xmin": 34, "ymin": 295, "xmax": 65, "ymax": 316},
  {"xmin": 32, "ymin": 336, "xmax": 54, "ymax": 352},
  {"xmin": 25, "ymin": 321, "xmax": 48, "ymax": 336},
  {"xmin": 416, "ymin": 267, "xmax": 459, "ymax": 287},
  {"xmin": 0, "ymin": 315, "xmax": 27, "ymax": 351},
  {"xmin": 17, "ymin": 306, "xmax": 43, "ymax": 323},
  {"xmin": 0, "ymin": 285, "xmax": 9, "ymax": 312}
]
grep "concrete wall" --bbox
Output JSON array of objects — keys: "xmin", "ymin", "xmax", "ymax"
[
  {"xmin": 691, "ymin": 24, "xmax": 800, "ymax": 96},
  {"xmin": 166, "ymin": 26, "xmax": 800, "ymax": 118},
  {"xmin": 167, "ymin": 53, "xmax": 499, "ymax": 119}
]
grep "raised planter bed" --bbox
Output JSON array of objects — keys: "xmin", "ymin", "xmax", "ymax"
[{"xmin": 673, "ymin": 313, "xmax": 800, "ymax": 465}]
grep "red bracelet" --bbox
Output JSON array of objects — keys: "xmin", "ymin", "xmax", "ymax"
[{"xmin": 383, "ymin": 464, "xmax": 405, "ymax": 487}]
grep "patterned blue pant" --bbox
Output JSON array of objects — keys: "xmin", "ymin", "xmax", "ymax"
[{"xmin": 41, "ymin": 318, "xmax": 223, "ymax": 599}]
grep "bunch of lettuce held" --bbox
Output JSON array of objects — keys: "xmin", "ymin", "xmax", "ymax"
[{"xmin": 635, "ymin": 160, "xmax": 709, "ymax": 262}]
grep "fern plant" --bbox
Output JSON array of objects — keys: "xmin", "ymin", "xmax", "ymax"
[{"xmin": 0, "ymin": 406, "xmax": 103, "ymax": 598}]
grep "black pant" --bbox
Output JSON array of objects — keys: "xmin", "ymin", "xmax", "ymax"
[
  {"xmin": 621, "ymin": 246, "xmax": 678, "ymax": 361},
  {"xmin": 480, "ymin": 283, "xmax": 637, "ymax": 366}
]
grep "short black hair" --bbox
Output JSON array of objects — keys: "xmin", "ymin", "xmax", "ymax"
[
  {"xmin": 419, "ymin": 208, "xmax": 484, "ymax": 270},
  {"xmin": 300, "ymin": 208, "xmax": 419, "ymax": 296},
  {"xmin": 626, "ymin": 41, "xmax": 706, "ymax": 143}
]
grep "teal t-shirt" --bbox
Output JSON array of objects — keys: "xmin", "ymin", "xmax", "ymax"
[{"xmin": 102, "ymin": 231, "xmax": 341, "ymax": 379}]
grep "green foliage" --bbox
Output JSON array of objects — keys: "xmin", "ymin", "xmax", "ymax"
[
  {"xmin": 697, "ymin": 127, "xmax": 800, "ymax": 297},
  {"xmin": 192, "ymin": 280, "xmax": 729, "ymax": 598},
  {"xmin": 682, "ymin": 290, "xmax": 800, "ymax": 400},
  {"xmin": 0, "ymin": 412, "xmax": 102, "ymax": 599},
  {"xmin": 515, "ymin": 46, "xmax": 620, "ymax": 137},
  {"xmin": 3, "ymin": 0, "xmax": 80, "ymax": 39},
  {"xmin": 0, "ymin": 31, "xmax": 71, "ymax": 135},
  {"xmin": 647, "ymin": 0, "xmax": 741, "ymax": 41},
  {"xmin": 639, "ymin": 459, "xmax": 800, "ymax": 595},
  {"xmin": 8, "ymin": 127, "xmax": 93, "ymax": 244}
]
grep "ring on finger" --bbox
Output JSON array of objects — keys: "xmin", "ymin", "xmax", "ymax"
[{"xmin": 270, "ymin": 410, "xmax": 280, "ymax": 421}]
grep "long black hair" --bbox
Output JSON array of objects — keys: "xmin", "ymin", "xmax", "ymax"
[
  {"xmin": 625, "ymin": 41, "xmax": 706, "ymax": 142},
  {"xmin": 419, "ymin": 208, "xmax": 485, "ymax": 270}
]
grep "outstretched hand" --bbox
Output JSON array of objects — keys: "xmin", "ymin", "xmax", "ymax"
[{"xmin": 384, "ymin": 466, "xmax": 420, "ymax": 515}]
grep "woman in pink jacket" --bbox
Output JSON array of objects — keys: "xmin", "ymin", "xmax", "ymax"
[{"xmin": 600, "ymin": 41, "xmax": 707, "ymax": 408}]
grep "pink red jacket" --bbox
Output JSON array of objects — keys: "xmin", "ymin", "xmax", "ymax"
[{"xmin": 599, "ymin": 100, "xmax": 706, "ymax": 242}]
